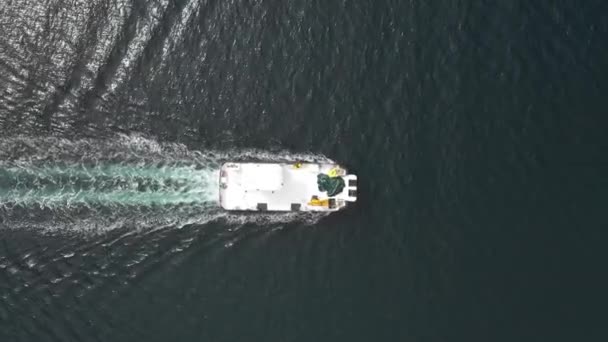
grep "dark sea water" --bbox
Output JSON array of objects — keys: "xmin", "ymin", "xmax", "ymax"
[{"xmin": 1, "ymin": 0, "xmax": 607, "ymax": 341}]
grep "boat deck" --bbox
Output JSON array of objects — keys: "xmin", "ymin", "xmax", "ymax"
[{"xmin": 219, "ymin": 162, "xmax": 353, "ymax": 212}]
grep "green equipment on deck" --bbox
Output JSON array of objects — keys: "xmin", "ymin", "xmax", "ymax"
[{"xmin": 317, "ymin": 173, "xmax": 345, "ymax": 197}]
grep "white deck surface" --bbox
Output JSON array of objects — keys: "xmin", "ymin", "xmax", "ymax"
[{"xmin": 219, "ymin": 162, "xmax": 355, "ymax": 212}]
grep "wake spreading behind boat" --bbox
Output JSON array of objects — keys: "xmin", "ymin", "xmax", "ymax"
[{"xmin": 219, "ymin": 162, "xmax": 357, "ymax": 212}]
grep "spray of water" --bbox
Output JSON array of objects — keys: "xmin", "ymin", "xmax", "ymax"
[{"xmin": 0, "ymin": 134, "xmax": 333, "ymax": 233}]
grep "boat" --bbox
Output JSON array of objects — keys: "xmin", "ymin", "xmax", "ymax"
[{"xmin": 219, "ymin": 162, "xmax": 357, "ymax": 212}]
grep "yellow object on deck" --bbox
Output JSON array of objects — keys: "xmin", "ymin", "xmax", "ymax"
[
  {"xmin": 327, "ymin": 168, "xmax": 340, "ymax": 177},
  {"xmin": 293, "ymin": 162, "xmax": 302, "ymax": 169},
  {"xmin": 308, "ymin": 196, "xmax": 329, "ymax": 207}
]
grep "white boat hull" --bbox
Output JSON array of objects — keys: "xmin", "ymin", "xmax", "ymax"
[{"xmin": 219, "ymin": 162, "xmax": 357, "ymax": 212}]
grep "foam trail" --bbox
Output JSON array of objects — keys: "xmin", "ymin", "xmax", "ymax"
[
  {"xmin": 0, "ymin": 164, "xmax": 218, "ymax": 207},
  {"xmin": 0, "ymin": 134, "xmax": 333, "ymax": 234}
]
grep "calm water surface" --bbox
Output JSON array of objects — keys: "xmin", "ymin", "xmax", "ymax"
[{"xmin": 0, "ymin": 0, "xmax": 606, "ymax": 341}]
